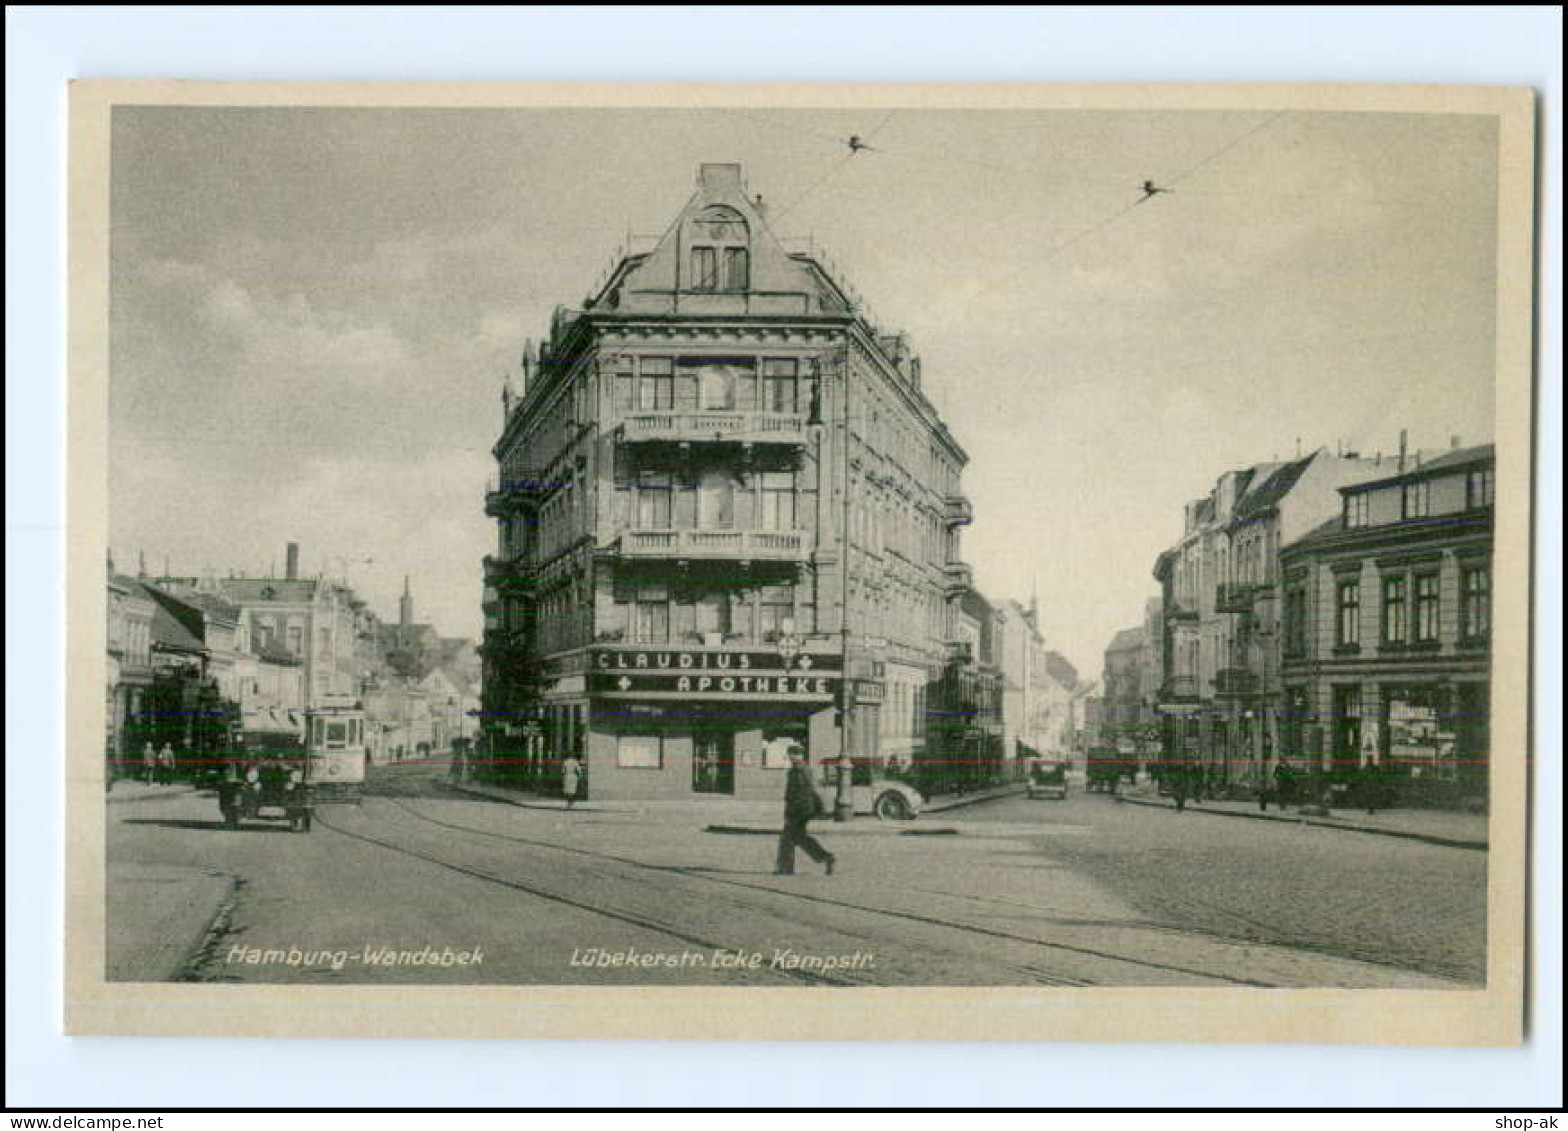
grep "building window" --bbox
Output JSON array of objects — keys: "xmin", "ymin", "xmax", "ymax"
[
  {"xmin": 1344, "ymin": 493, "xmax": 1370, "ymax": 528},
  {"xmin": 632, "ymin": 584, "xmax": 670, "ymax": 643},
  {"xmin": 1382, "ymin": 575, "xmax": 1408, "ymax": 645},
  {"xmin": 636, "ymin": 471, "xmax": 674, "ymax": 528},
  {"xmin": 759, "ymin": 585, "xmax": 795, "ymax": 640},
  {"xmin": 690, "ymin": 247, "xmax": 718, "ymax": 291},
  {"xmin": 1462, "ymin": 565, "xmax": 1490, "ymax": 641},
  {"xmin": 761, "ymin": 359, "xmax": 798, "ymax": 413},
  {"xmin": 760, "ymin": 471, "xmax": 796, "ymax": 531},
  {"xmin": 1402, "ymin": 481, "xmax": 1431, "ymax": 519},
  {"xmin": 1336, "ymin": 578, "xmax": 1360, "ymax": 648},
  {"xmin": 637, "ymin": 358, "xmax": 674, "ymax": 411},
  {"xmin": 617, "ymin": 734, "xmax": 663, "ymax": 769},
  {"xmin": 723, "ymin": 247, "xmax": 750, "ymax": 291},
  {"xmin": 1415, "ymin": 573, "xmax": 1440, "ymax": 643},
  {"xmin": 1284, "ymin": 587, "xmax": 1307, "ymax": 657},
  {"xmin": 1466, "ymin": 467, "xmax": 1495, "ymax": 509}
]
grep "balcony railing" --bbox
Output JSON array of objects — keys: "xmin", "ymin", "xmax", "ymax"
[
  {"xmin": 482, "ymin": 555, "xmax": 537, "ymax": 592},
  {"xmin": 612, "ymin": 529, "xmax": 809, "ymax": 563},
  {"xmin": 484, "ymin": 474, "xmax": 545, "ymax": 516},
  {"xmin": 944, "ymin": 561, "xmax": 975, "ymax": 592},
  {"xmin": 1160, "ymin": 675, "xmax": 1199, "ymax": 701},
  {"xmin": 1213, "ymin": 667, "xmax": 1259, "ymax": 697},
  {"xmin": 1166, "ymin": 602, "xmax": 1200, "ymax": 622},
  {"xmin": 945, "ymin": 640, "xmax": 975, "ymax": 665},
  {"xmin": 943, "ymin": 493, "xmax": 974, "ymax": 527},
  {"xmin": 620, "ymin": 411, "xmax": 807, "ymax": 447},
  {"xmin": 1215, "ymin": 582, "xmax": 1258, "ymax": 613}
]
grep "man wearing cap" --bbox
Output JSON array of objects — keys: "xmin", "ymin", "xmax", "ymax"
[{"xmin": 776, "ymin": 745, "xmax": 836, "ymax": 876}]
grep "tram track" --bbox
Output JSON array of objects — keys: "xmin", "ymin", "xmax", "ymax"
[
  {"xmin": 367, "ymin": 795, "xmax": 1284, "ymax": 988},
  {"xmin": 310, "ymin": 808, "xmax": 856, "ymax": 987}
]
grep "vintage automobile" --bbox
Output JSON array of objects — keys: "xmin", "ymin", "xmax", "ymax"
[
  {"xmin": 855, "ymin": 778, "xmax": 925, "ymax": 821},
  {"xmin": 818, "ymin": 762, "xmax": 926, "ymax": 821},
  {"xmin": 217, "ymin": 760, "xmax": 313, "ymax": 832},
  {"xmin": 1025, "ymin": 758, "xmax": 1070, "ymax": 801}
]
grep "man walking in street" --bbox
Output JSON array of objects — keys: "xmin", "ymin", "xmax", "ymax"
[
  {"xmin": 561, "ymin": 752, "xmax": 582, "ymax": 810},
  {"xmin": 776, "ymin": 746, "xmax": 836, "ymax": 876}
]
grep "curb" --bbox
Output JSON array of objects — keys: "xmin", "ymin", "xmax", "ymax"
[
  {"xmin": 1113, "ymin": 795, "xmax": 1487, "ymax": 850},
  {"xmin": 106, "ymin": 784, "xmax": 198, "ymax": 805},
  {"xmin": 704, "ymin": 823, "xmax": 959, "ymax": 837},
  {"xmin": 923, "ymin": 785, "xmax": 1028, "ymax": 813}
]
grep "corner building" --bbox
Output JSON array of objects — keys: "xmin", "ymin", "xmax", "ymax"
[{"xmin": 482, "ymin": 164, "xmax": 973, "ymax": 801}]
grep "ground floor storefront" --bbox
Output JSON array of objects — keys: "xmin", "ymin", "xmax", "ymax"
[{"xmin": 1281, "ymin": 672, "xmax": 1490, "ymax": 809}]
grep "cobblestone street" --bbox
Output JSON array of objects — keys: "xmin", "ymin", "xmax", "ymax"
[{"xmin": 107, "ymin": 761, "xmax": 1484, "ymax": 987}]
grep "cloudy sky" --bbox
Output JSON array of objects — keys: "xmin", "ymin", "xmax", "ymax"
[{"xmin": 109, "ymin": 104, "xmax": 1498, "ymax": 674}]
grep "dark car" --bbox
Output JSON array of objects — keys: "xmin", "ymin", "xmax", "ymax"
[{"xmin": 1025, "ymin": 758, "xmax": 1069, "ymax": 801}]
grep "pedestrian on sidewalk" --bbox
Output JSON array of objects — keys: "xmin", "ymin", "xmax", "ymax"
[
  {"xmin": 1171, "ymin": 765, "xmax": 1189, "ymax": 812},
  {"xmin": 561, "ymin": 753, "xmax": 582, "ymax": 810},
  {"xmin": 142, "ymin": 742, "xmax": 157, "ymax": 784},
  {"xmin": 157, "ymin": 742, "xmax": 176, "ymax": 784},
  {"xmin": 775, "ymin": 746, "xmax": 836, "ymax": 876}
]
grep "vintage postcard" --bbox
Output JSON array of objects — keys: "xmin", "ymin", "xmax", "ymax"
[{"xmin": 66, "ymin": 81, "xmax": 1535, "ymax": 1042}]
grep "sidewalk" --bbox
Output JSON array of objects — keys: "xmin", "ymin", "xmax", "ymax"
[
  {"xmin": 1115, "ymin": 792, "xmax": 1488, "ymax": 850},
  {"xmin": 106, "ymin": 862, "xmax": 236, "ymax": 981},
  {"xmin": 106, "ymin": 779, "xmax": 197, "ymax": 804}
]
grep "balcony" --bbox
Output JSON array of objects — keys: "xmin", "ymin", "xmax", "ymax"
[
  {"xmin": 482, "ymin": 555, "xmax": 537, "ymax": 594},
  {"xmin": 484, "ymin": 474, "xmax": 544, "ymax": 517},
  {"xmin": 943, "ymin": 492, "xmax": 974, "ymax": 527},
  {"xmin": 944, "ymin": 561, "xmax": 975, "ymax": 592},
  {"xmin": 1215, "ymin": 582, "xmax": 1258, "ymax": 613},
  {"xmin": 1166, "ymin": 601, "xmax": 1200, "ymax": 623},
  {"xmin": 619, "ymin": 411, "xmax": 807, "ymax": 448},
  {"xmin": 610, "ymin": 529, "xmax": 810, "ymax": 564},
  {"xmin": 945, "ymin": 639, "xmax": 975, "ymax": 666},
  {"xmin": 1159, "ymin": 675, "xmax": 1199, "ymax": 701},
  {"xmin": 1213, "ymin": 667, "xmax": 1259, "ymax": 697}
]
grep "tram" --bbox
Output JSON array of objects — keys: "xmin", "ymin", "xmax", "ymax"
[{"xmin": 304, "ymin": 697, "xmax": 368, "ymax": 804}]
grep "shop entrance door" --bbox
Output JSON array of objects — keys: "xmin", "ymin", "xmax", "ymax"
[{"xmin": 692, "ymin": 732, "xmax": 734, "ymax": 795}]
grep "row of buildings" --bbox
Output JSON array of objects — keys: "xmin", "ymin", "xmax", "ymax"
[
  {"xmin": 1095, "ymin": 440, "xmax": 1495, "ymax": 807},
  {"xmin": 106, "ymin": 542, "xmax": 480, "ymax": 774},
  {"xmin": 476, "ymin": 163, "xmax": 1085, "ymax": 802}
]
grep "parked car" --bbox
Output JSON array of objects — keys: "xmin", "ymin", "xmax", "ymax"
[{"xmin": 1025, "ymin": 758, "xmax": 1069, "ymax": 801}]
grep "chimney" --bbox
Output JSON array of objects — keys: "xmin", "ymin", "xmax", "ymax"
[
  {"xmin": 1398, "ymin": 430, "xmax": 1408, "ymax": 473},
  {"xmin": 1451, "ymin": 434, "xmax": 1462, "ymax": 449},
  {"xmin": 285, "ymin": 542, "xmax": 300, "ymax": 581},
  {"xmin": 698, "ymin": 163, "xmax": 744, "ymax": 195}
]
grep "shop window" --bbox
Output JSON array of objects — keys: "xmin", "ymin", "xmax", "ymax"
[
  {"xmin": 761, "ymin": 728, "xmax": 805, "ymax": 770},
  {"xmin": 1414, "ymin": 574, "xmax": 1440, "ymax": 643},
  {"xmin": 617, "ymin": 734, "xmax": 663, "ymax": 769}
]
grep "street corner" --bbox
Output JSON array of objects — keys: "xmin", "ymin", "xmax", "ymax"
[{"xmin": 105, "ymin": 861, "xmax": 237, "ymax": 983}]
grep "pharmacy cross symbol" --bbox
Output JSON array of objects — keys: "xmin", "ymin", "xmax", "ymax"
[{"xmin": 617, "ymin": 676, "xmax": 633, "ymax": 691}]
